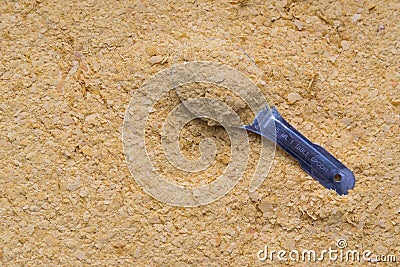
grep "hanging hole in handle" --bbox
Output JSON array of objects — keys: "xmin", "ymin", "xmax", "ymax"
[{"xmin": 333, "ymin": 173, "xmax": 342, "ymax": 182}]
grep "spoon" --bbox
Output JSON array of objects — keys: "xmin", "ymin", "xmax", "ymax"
[{"xmin": 175, "ymin": 84, "xmax": 356, "ymax": 195}]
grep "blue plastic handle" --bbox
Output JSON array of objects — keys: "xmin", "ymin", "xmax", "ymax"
[{"xmin": 244, "ymin": 107, "xmax": 355, "ymax": 195}]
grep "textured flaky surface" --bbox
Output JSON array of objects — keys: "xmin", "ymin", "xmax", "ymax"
[{"xmin": 1, "ymin": 0, "xmax": 399, "ymax": 266}]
